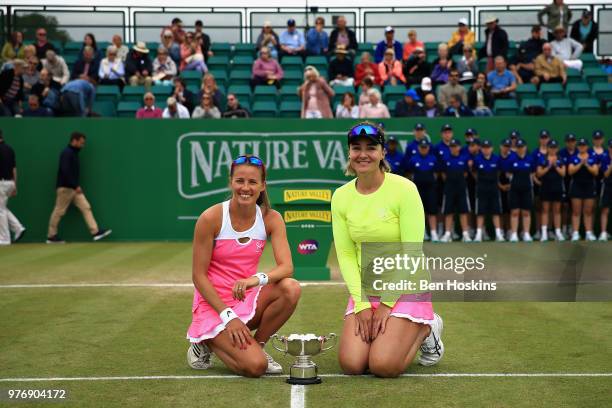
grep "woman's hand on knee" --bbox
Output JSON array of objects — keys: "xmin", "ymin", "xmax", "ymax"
[
  {"xmin": 355, "ymin": 309, "xmax": 373, "ymax": 343},
  {"xmin": 371, "ymin": 304, "xmax": 392, "ymax": 340},
  {"xmin": 225, "ymin": 319, "xmax": 253, "ymax": 350}
]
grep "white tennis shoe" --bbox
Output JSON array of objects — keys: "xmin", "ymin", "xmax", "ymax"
[
  {"xmin": 187, "ymin": 342, "xmax": 212, "ymax": 370},
  {"xmin": 418, "ymin": 313, "xmax": 444, "ymax": 366},
  {"xmin": 264, "ymin": 350, "xmax": 283, "ymax": 374}
]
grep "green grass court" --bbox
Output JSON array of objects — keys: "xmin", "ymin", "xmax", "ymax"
[{"xmin": 1, "ymin": 243, "xmax": 611, "ymax": 407}]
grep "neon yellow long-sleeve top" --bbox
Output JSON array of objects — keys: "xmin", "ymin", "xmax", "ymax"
[{"xmin": 331, "ymin": 172, "xmax": 425, "ymax": 314}]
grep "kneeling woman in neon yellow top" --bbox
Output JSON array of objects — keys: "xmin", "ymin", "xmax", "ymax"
[{"xmin": 331, "ymin": 122, "xmax": 445, "ymax": 377}]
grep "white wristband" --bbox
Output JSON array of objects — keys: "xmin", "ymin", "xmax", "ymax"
[
  {"xmin": 254, "ymin": 272, "xmax": 269, "ymax": 286},
  {"xmin": 219, "ymin": 307, "xmax": 239, "ymax": 326}
]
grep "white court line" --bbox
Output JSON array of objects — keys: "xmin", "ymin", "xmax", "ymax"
[
  {"xmin": 0, "ymin": 282, "xmax": 345, "ymax": 289},
  {"xmin": 1, "ymin": 373, "xmax": 611, "ymax": 382},
  {"xmin": 290, "ymin": 385, "xmax": 305, "ymax": 408}
]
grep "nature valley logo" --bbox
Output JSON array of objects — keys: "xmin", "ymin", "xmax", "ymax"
[
  {"xmin": 284, "ymin": 211, "xmax": 332, "ymax": 223},
  {"xmin": 177, "ymin": 132, "xmax": 352, "ymax": 199},
  {"xmin": 283, "ymin": 189, "xmax": 332, "ymax": 203}
]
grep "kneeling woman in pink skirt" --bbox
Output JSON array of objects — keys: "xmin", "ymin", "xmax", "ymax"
[{"xmin": 186, "ymin": 155, "xmax": 300, "ymax": 377}]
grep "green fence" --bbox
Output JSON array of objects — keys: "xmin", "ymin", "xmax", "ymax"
[{"xmin": 1, "ymin": 116, "xmax": 610, "ymax": 242}]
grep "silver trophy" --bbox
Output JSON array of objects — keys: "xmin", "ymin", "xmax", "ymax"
[{"xmin": 271, "ymin": 333, "xmax": 337, "ymax": 384}]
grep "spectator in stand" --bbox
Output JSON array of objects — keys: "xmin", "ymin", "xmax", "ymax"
[
  {"xmin": 394, "ymin": 88, "xmax": 425, "ymax": 117},
  {"xmin": 444, "ymin": 94, "xmax": 474, "ymax": 117},
  {"xmin": 354, "ymin": 52, "xmax": 381, "ymax": 87},
  {"xmin": 402, "ymin": 30, "xmax": 424, "ymax": 62},
  {"xmin": 0, "ymin": 59, "xmax": 25, "ymax": 116},
  {"xmin": 33, "ymin": 28, "xmax": 56, "ymax": 60},
  {"xmin": 358, "ymin": 76, "xmax": 374, "ymax": 106},
  {"xmin": 403, "ymin": 47, "xmax": 431, "ymax": 87},
  {"xmin": 112, "ymin": 35, "xmax": 129, "ymax": 62},
  {"xmin": 374, "ymin": 26, "xmax": 402, "ymax": 63},
  {"xmin": 198, "ymin": 74, "xmax": 222, "ymax": 109},
  {"xmin": 98, "ymin": 45, "xmax": 125, "ymax": 91},
  {"xmin": 467, "ymin": 72, "xmax": 493, "ymax": 116},
  {"xmin": 42, "ymin": 49, "xmax": 70, "ymax": 85},
  {"xmin": 1, "ymin": 32, "xmax": 24, "ymax": 64},
  {"xmin": 171, "ymin": 77, "xmax": 194, "ymax": 113},
  {"xmin": 448, "ymin": 18, "xmax": 475, "ymax": 56},
  {"xmin": 279, "ymin": 19, "xmax": 306, "ymax": 60},
  {"xmin": 126, "ymin": 42, "xmax": 153, "ymax": 88},
  {"xmin": 551, "ymin": 25, "xmax": 583, "ymax": 71},
  {"xmin": 162, "ymin": 96, "xmax": 189, "ymax": 119},
  {"xmin": 534, "ymin": 42, "xmax": 567, "ymax": 85},
  {"xmin": 22, "ymin": 94, "xmax": 51, "ymax": 117},
  {"xmin": 456, "ymin": 43, "xmax": 478, "ymax": 82},
  {"xmin": 328, "ymin": 16, "xmax": 357, "ymax": 58},
  {"xmin": 77, "ymin": 33, "xmax": 102, "ymax": 64},
  {"xmin": 538, "ymin": 0, "xmax": 572, "ymax": 41},
  {"xmin": 487, "ymin": 56, "xmax": 516, "ymax": 100},
  {"xmin": 194, "ymin": 20, "xmax": 214, "ymax": 62},
  {"xmin": 335, "ymin": 92, "xmax": 359, "ymax": 118},
  {"xmin": 71, "ymin": 46, "xmax": 99, "ymax": 83},
  {"xmin": 60, "ymin": 79, "xmax": 95, "ymax": 117},
  {"xmin": 423, "ymin": 93, "xmax": 443, "ymax": 118},
  {"xmin": 510, "ymin": 25, "xmax": 545, "ymax": 84},
  {"xmin": 222, "ymin": 93, "xmax": 251, "ymax": 118},
  {"xmin": 256, "ymin": 22, "xmax": 280, "ymax": 60},
  {"xmin": 437, "ymin": 69, "xmax": 467, "ymax": 109},
  {"xmin": 306, "ymin": 17, "xmax": 329, "ymax": 56},
  {"xmin": 180, "ymin": 32, "xmax": 207, "ymax": 73},
  {"xmin": 479, "ymin": 16, "xmax": 509, "ymax": 71},
  {"xmin": 160, "ymin": 29, "xmax": 180, "ymax": 65},
  {"xmin": 328, "ymin": 45, "xmax": 354, "ymax": 87},
  {"xmin": 359, "ymin": 88, "xmax": 390, "ymax": 118},
  {"xmin": 570, "ymin": 11, "xmax": 598, "ymax": 53},
  {"xmin": 430, "ymin": 43, "xmax": 453, "ymax": 85},
  {"xmin": 299, "ymin": 66, "xmax": 334, "ymax": 119},
  {"xmin": 251, "ymin": 47, "xmax": 284, "ymax": 88},
  {"xmin": 22, "ymin": 57, "xmax": 40, "ymax": 96},
  {"xmin": 192, "ymin": 93, "xmax": 221, "ymax": 119},
  {"xmin": 152, "ymin": 45, "xmax": 177, "ymax": 86},
  {"xmin": 31, "ymin": 68, "xmax": 61, "ymax": 113},
  {"xmin": 378, "ymin": 48, "xmax": 405, "ymax": 86},
  {"xmin": 136, "ymin": 92, "xmax": 162, "ymax": 119}
]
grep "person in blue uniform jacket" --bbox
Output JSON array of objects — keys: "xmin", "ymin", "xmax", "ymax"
[
  {"xmin": 535, "ymin": 139, "xmax": 566, "ymax": 242},
  {"xmin": 507, "ymin": 138, "xmax": 536, "ymax": 242},
  {"xmin": 439, "ymin": 139, "xmax": 472, "ymax": 242},
  {"xmin": 508, "ymin": 129, "xmax": 521, "ymax": 152},
  {"xmin": 472, "ymin": 140, "xmax": 505, "ymax": 242},
  {"xmin": 590, "ymin": 130, "xmax": 606, "ymax": 200},
  {"xmin": 559, "ymin": 133, "xmax": 578, "ymax": 238},
  {"xmin": 406, "ymin": 139, "xmax": 440, "ymax": 241},
  {"xmin": 598, "ymin": 139, "xmax": 612, "ymax": 242},
  {"xmin": 498, "ymin": 138, "xmax": 517, "ymax": 238},
  {"xmin": 385, "ymin": 135, "xmax": 404, "ymax": 174},
  {"xmin": 568, "ymin": 138, "xmax": 599, "ymax": 241},
  {"xmin": 531, "ymin": 129, "xmax": 551, "ymax": 240},
  {"xmin": 401, "ymin": 122, "xmax": 430, "ymax": 170}
]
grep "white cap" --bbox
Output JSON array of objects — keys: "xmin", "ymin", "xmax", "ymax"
[
  {"xmin": 166, "ymin": 97, "xmax": 177, "ymax": 106},
  {"xmin": 458, "ymin": 18, "xmax": 469, "ymax": 26},
  {"xmin": 421, "ymin": 77, "xmax": 432, "ymax": 92},
  {"xmin": 385, "ymin": 26, "xmax": 394, "ymax": 33}
]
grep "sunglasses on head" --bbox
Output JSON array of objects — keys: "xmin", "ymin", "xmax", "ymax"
[
  {"xmin": 347, "ymin": 123, "xmax": 384, "ymax": 144},
  {"xmin": 232, "ymin": 155, "xmax": 265, "ymax": 168}
]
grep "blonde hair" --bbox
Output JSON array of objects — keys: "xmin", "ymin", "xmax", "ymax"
[
  {"xmin": 304, "ymin": 65, "xmax": 320, "ymax": 80},
  {"xmin": 343, "ymin": 121, "xmax": 391, "ymax": 176}
]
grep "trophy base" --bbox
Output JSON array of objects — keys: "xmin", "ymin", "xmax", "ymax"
[{"xmin": 286, "ymin": 376, "xmax": 322, "ymax": 385}]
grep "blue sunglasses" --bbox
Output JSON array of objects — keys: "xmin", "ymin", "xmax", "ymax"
[
  {"xmin": 347, "ymin": 123, "xmax": 384, "ymax": 145},
  {"xmin": 232, "ymin": 155, "xmax": 264, "ymax": 168}
]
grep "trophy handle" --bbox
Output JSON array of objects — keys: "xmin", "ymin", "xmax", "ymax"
[
  {"xmin": 270, "ymin": 334, "xmax": 288, "ymax": 353},
  {"xmin": 320, "ymin": 333, "xmax": 337, "ymax": 352}
]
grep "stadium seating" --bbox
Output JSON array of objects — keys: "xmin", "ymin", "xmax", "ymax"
[
  {"xmin": 573, "ymin": 98, "xmax": 601, "ymax": 115},
  {"xmin": 547, "ymin": 98, "xmax": 573, "ymax": 115},
  {"xmin": 116, "ymin": 101, "xmax": 141, "ymax": 117},
  {"xmin": 539, "ymin": 83, "xmax": 564, "ymax": 100},
  {"xmin": 211, "ymin": 42, "xmax": 232, "ymax": 58},
  {"xmin": 253, "ymin": 86, "xmax": 278, "ymax": 104},
  {"xmin": 180, "ymin": 71, "xmax": 203, "ymax": 88},
  {"xmin": 591, "ymin": 83, "xmax": 612, "ymax": 102},
  {"xmin": 233, "ymin": 43, "xmax": 255, "ymax": 58},
  {"xmin": 252, "ymin": 101, "xmax": 278, "ymax": 117},
  {"xmin": 229, "ymin": 69, "xmax": 252, "ymax": 87},
  {"xmin": 208, "ymin": 56, "xmax": 230, "ymax": 73},
  {"xmin": 279, "ymin": 85, "xmax": 300, "ymax": 103},
  {"xmin": 565, "ymin": 83, "xmax": 591, "ymax": 100},
  {"xmin": 95, "ymin": 85, "xmax": 121, "ymax": 104},
  {"xmin": 583, "ymin": 68, "xmax": 607, "ymax": 85},
  {"xmin": 227, "ymin": 85, "xmax": 252, "ymax": 104},
  {"xmin": 279, "ymin": 100, "xmax": 301, "ymax": 118},
  {"xmin": 516, "ymin": 84, "xmax": 538, "ymax": 102},
  {"xmin": 520, "ymin": 98, "xmax": 546, "ymax": 113},
  {"xmin": 122, "ymin": 86, "xmax": 147, "ymax": 102},
  {"xmin": 93, "ymin": 100, "xmax": 117, "ymax": 117},
  {"xmin": 493, "ymin": 99, "xmax": 519, "ymax": 116},
  {"xmin": 382, "ymin": 85, "xmax": 405, "ymax": 104}
]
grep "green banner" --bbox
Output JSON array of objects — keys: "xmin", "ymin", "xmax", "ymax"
[{"xmin": 1, "ymin": 116, "xmax": 609, "ymax": 242}]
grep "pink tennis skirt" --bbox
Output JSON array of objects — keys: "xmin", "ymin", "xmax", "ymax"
[
  {"xmin": 344, "ymin": 293, "xmax": 435, "ymax": 325},
  {"xmin": 187, "ymin": 286, "xmax": 262, "ymax": 343}
]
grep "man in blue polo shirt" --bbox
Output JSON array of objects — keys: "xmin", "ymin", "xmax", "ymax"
[
  {"xmin": 279, "ymin": 19, "xmax": 306, "ymax": 60},
  {"xmin": 487, "ymin": 56, "xmax": 516, "ymax": 101}
]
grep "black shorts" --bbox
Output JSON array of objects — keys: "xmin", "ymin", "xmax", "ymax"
[
  {"xmin": 475, "ymin": 190, "xmax": 502, "ymax": 215},
  {"xmin": 569, "ymin": 180, "xmax": 597, "ymax": 199},
  {"xmin": 442, "ymin": 187, "xmax": 471, "ymax": 214},
  {"xmin": 600, "ymin": 184, "xmax": 612, "ymax": 208},
  {"xmin": 508, "ymin": 188, "xmax": 533, "ymax": 210},
  {"xmin": 539, "ymin": 189, "xmax": 565, "ymax": 202},
  {"xmin": 500, "ymin": 190, "xmax": 510, "ymax": 213},
  {"xmin": 416, "ymin": 183, "xmax": 438, "ymax": 215}
]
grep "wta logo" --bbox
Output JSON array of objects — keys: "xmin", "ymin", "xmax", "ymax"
[{"xmin": 297, "ymin": 240, "xmax": 319, "ymax": 255}]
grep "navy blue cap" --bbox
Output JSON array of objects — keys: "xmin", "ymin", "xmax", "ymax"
[
  {"xmin": 565, "ymin": 133, "xmax": 577, "ymax": 141},
  {"xmin": 501, "ymin": 138, "xmax": 512, "ymax": 147},
  {"xmin": 577, "ymin": 138, "xmax": 588, "ymax": 146},
  {"xmin": 547, "ymin": 139, "xmax": 559, "ymax": 148},
  {"xmin": 418, "ymin": 139, "xmax": 430, "ymax": 147},
  {"xmin": 516, "ymin": 138, "xmax": 527, "ymax": 147},
  {"xmin": 509, "ymin": 130, "xmax": 521, "ymax": 138},
  {"xmin": 481, "ymin": 140, "xmax": 492, "ymax": 147},
  {"xmin": 441, "ymin": 124, "xmax": 452, "ymax": 132},
  {"xmin": 592, "ymin": 130, "xmax": 604, "ymax": 139},
  {"xmin": 469, "ymin": 138, "xmax": 481, "ymax": 146},
  {"xmin": 287, "ymin": 18, "xmax": 296, "ymax": 26},
  {"xmin": 539, "ymin": 129, "xmax": 550, "ymax": 138},
  {"xmin": 449, "ymin": 138, "xmax": 460, "ymax": 146},
  {"xmin": 465, "ymin": 128, "xmax": 477, "ymax": 135},
  {"xmin": 387, "ymin": 135, "xmax": 397, "ymax": 142},
  {"xmin": 414, "ymin": 123, "xmax": 425, "ymax": 130}
]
